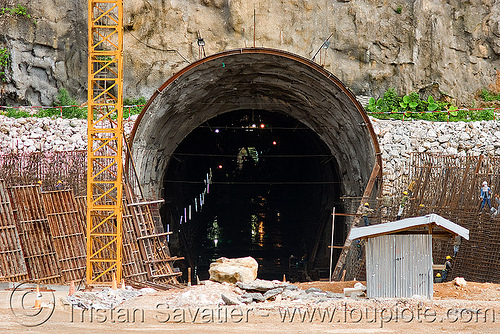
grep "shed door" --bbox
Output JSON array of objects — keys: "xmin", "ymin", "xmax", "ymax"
[{"xmin": 366, "ymin": 234, "xmax": 433, "ymax": 298}]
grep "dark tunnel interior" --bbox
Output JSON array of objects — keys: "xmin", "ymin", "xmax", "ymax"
[{"xmin": 161, "ymin": 109, "xmax": 347, "ymax": 282}]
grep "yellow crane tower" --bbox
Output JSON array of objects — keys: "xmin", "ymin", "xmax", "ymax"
[{"xmin": 86, "ymin": 0, "xmax": 124, "ymax": 285}]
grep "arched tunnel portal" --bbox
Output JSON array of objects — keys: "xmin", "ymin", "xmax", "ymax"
[{"xmin": 129, "ymin": 48, "xmax": 382, "ymax": 281}]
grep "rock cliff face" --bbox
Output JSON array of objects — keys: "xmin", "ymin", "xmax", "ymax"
[
  {"xmin": 0, "ymin": 0, "xmax": 87, "ymax": 105},
  {"xmin": 1, "ymin": 0, "xmax": 499, "ymax": 106}
]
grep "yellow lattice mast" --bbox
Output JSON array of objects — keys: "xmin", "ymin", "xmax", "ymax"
[{"xmin": 86, "ymin": 0, "xmax": 124, "ymax": 285}]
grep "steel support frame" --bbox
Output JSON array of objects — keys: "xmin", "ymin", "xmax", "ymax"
[{"xmin": 87, "ymin": 0, "xmax": 124, "ymax": 285}]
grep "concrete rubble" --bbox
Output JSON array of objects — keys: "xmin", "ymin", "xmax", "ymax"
[
  {"xmin": 59, "ymin": 276, "xmax": 500, "ymax": 316},
  {"xmin": 63, "ymin": 278, "xmax": 353, "ymax": 311},
  {"xmin": 148, "ymin": 279, "xmax": 347, "ymax": 309},
  {"xmin": 453, "ymin": 277, "xmax": 467, "ymax": 287},
  {"xmin": 64, "ymin": 287, "xmax": 156, "ymax": 310},
  {"xmin": 343, "ymin": 282, "xmax": 367, "ymax": 298}
]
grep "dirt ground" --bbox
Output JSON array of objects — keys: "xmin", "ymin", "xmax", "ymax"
[
  {"xmin": 1, "ymin": 280, "xmax": 499, "ymax": 333},
  {"xmin": 297, "ymin": 280, "xmax": 500, "ymax": 301}
]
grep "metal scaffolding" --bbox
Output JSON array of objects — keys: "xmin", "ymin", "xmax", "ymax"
[{"xmin": 86, "ymin": 0, "xmax": 125, "ymax": 285}]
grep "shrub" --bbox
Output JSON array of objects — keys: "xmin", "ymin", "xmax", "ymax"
[
  {"xmin": 55, "ymin": 88, "xmax": 87, "ymax": 119},
  {"xmin": 479, "ymin": 89, "xmax": 500, "ymax": 102},
  {"xmin": 123, "ymin": 97, "xmax": 147, "ymax": 118},
  {"xmin": 364, "ymin": 88, "xmax": 495, "ymax": 122},
  {"xmin": 0, "ymin": 47, "xmax": 9, "ymax": 81}
]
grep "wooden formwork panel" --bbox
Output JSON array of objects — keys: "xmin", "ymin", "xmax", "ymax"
[
  {"xmin": 0, "ymin": 180, "xmax": 28, "ymax": 282},
  {"xmin": 41, "ymin": 190, "xmax": 86, "ymax": 283},
  {"xmin": 8, "ymin": 185, "xmax": 62, "ymax": 284}
]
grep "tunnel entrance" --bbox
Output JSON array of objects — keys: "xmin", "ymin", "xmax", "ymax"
[
  {"xmin": 129, "ymin": 48, "xmax": 382, "ymax": 282},
  {"xmin": 162, "ymin": 109, "xmax": 343, "ymax": 280}
]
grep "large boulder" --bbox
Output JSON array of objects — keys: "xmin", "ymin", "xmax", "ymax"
[{"xmin": 208, "ymin": 257, "xmax": 258, "ymax": 283}]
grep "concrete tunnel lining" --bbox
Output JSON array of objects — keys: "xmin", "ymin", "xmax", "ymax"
[{"xmin": 129, "ymin": 48, "xmax": 382, "ymax": 202}]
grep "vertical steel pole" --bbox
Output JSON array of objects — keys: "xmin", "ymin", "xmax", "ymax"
[{"xmin": 329, "ymin": 206, "xmax": 335, "ymax": 282}]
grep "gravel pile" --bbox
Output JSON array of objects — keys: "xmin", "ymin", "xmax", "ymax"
[{"xmin": 65, "ymin": 287, "xmax": 156, "ymax": 309}]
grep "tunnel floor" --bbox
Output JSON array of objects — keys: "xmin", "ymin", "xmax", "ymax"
[{"xmin": 161, "ymin": 110, "xmax": 344, "ymax": 281}]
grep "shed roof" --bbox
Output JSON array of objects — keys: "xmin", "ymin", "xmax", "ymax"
[{"xmin": 348, "ymin": 214, "xmax": 469, "ymax": 241}]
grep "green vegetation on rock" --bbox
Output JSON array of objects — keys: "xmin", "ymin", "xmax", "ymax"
[
  {"xmin": 123, "ymin": 97, "xmax": 147, "ymax": 118},
  {"xmin": 479, "ymin": 89, "xmax": 500, "ymax": 102},
  {"xmin": 1, "ymin": 4, "xmax": 36, "ymax": 23},
  {"xmin": 1, "ymin": 4, "xmax": 28, "ymax": 16},
  {"xmin": 365, "ymin": 88, "xmax": 497, "ymax": 122},
  {"xmin": 0, "ymin": 47, "xmax": 9, "ymax": 82},
  {"xmin": 1, "ymin": 90, "xmax": 147, "ymax": 119}
]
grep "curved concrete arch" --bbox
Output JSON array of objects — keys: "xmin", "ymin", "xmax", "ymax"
[{"xmin": 129, "ymin": 48, "xmax": 381, "ymax": 199}]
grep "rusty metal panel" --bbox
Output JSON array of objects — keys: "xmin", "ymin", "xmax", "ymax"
[
  {"xmin": 74, "ymin": 196, "xmax": 113, "ymax": 281},
  {"xmin": 75, "ymin": 195, "xmax": 149, "ymax": 282},
  {"xmin": 122, "ymin": 200, "xmax": 148, "ymax": 282},
  {"xmin": 404, "ymin": 154, "xmax": 500, "ymax": 283},
  {"xmin": 74, "ymin": 196, "xmax": 87, "ymax": 225},
  {"xmin": 366, "ymin": 234, "xmax": 432, "ymax": 299},
  {"xmin": 0, "ymin": 151, "xmax": 87, "ymax": 196},
  {"xmin": 8, "ymin": 185, "xmax": 62, "ymax": 284},
  {"xmin": 4, "ymin": 183, "xmax": 177, "ymax": 287},
  {"xmin": 41, "ymin": 190, "xmax": 86, "ymax": 283},
  {"xmin": 124, "ymin": 186, "xmax": 180, "ymax": 286},
  {"xmin": 0, "ymin": 179, "xmax": 28, "ymax": 282}
]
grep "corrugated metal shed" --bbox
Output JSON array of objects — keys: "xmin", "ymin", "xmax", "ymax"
[
  {"xmin": 366, "ymin": 234, "xmax": 433, "ymax": 298},
  {"xmin": 349, "ymin": 214, "xmax": 469, "ymax": 299}
]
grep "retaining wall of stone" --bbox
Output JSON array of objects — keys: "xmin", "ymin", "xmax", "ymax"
[{"xmin": 1, "ymin": 114, "xmax": 499, "ymax": 195}]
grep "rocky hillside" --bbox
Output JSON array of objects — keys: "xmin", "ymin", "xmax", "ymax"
[{"xmin": 1, "ymin": 0, "xmax": 500, "ymax": 106}]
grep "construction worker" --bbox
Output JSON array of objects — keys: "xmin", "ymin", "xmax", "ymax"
[
  {"xmin": 396, "ymin": 191, "xmax": 409, "ymax": 220},
  {"xmin": 434, "ymin": 272, "xmax": 443, "ymax": 283},
  {"xmin": 442, "ymin": 255, "xmax": 452, "ymax": 281},
  {"xmin": 492, "ymin": 193, "xmax": 500, "ymax": 217},
  {"xmin": 418, "ymin": 203, "xmax": 426, "ymax": 216},
  {"xmin": 453, "ymin": 235, "xmax": 461, "ymax": 256},
  {"xmin": 480, "ymin": 181, "xmax": 492, "ymax": 211},
  {"xmin": 37, "ymin": 180, "xmax": 42, "ymax": 191},
  {"xmin": 55, "ymin": 180, "xmax": 63, "ymax": 189},
  {"xmin": 361, "ymin": 202, "xmax": 374, "ymax": 226}
]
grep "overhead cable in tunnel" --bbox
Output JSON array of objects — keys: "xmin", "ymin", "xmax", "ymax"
[{"xmin": 171, "ymin": 153, "xmax": 334, "ymax": 158}]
